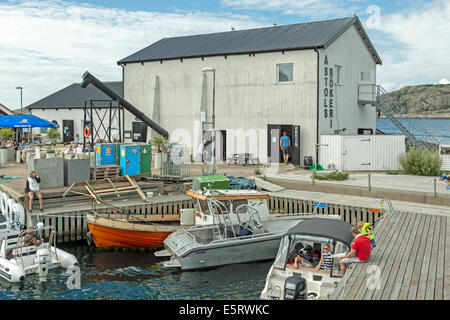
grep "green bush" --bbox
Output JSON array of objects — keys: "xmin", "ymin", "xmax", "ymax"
[
  {"xmin": 399, "ymin": 146, "xmax": 442, "ymax": 176},
  {"xmin": 47, "ymin": 128, "xmax": 61, "ymax": 142},
  {"xmin": 0, "ymin": 128, "xmax": 15, "ymax": 140},
  {"xmin": 313, "ymin": 171, "xmax": 349, "ymax": 181}
]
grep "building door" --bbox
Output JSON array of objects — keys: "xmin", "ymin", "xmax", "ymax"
[
  {"xmin": 63, "ymin": 120, "xmax": 74, "ymax": 143},
  {"xmin": 268, "ymin": 125, "xmax": 281, "ymax": 163},
  {"xmin": 291, "ymin": 125, "xmax": 301, "ymax": 166},
  {"xmin": 343, "ymin": 137, "xmax": 371, "ymax": 171}
]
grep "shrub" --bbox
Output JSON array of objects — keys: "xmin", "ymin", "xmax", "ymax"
[
  {"xmin": 0, "ymin": 128, "xmax": 15, "ymax": 141},
  {"xmin": 313, "ymin": 171, "xmax": 349, "ymax": 181},
  {"xmin": 399, "ymin": 146, "xmax": 442, "ymax": 176},
  {"xmin": 47, "ymin": 128, "xmax": 61, "ymax": 143}
]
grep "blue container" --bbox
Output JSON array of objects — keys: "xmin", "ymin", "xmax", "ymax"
[
  {"xmin": 120, "ymin": 145, "xmax": 141, "ymax": 176},
  {"xmin": 95, "ymin": 144, "xmax": 116, "ymax": 166}
]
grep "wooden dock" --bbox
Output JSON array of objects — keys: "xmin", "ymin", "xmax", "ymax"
[{"xmin": 329, "ymin": 209, "xmax": 449, "ymax": 300}]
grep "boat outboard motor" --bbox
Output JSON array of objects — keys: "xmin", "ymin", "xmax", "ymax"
[
  {"xmin": 35, "ymin": 248, "xmax": 50, "ymax": 282},
  {"xmin": 284, "ymin": 275, "xmax": 307, "ymax": 300}
]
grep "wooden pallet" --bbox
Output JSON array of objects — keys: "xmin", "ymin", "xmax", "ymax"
[
  {"xmin": 64, "ymin": 175, "xmax": 149, "ymax": 204},
  {"xmin": 90, "ymin": 165, "xmax": 120, "ymax": 180}
]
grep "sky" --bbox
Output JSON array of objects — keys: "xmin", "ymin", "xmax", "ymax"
[{"xmin": 0, "ymin": 0, "xmax": 449, "ymax": 109}]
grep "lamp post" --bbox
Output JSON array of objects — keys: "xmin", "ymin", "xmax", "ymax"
[
  {"xmin": 16, "ymin": 87, "xmax": 23, "ymax": 115},
  {"xmin": 16, "ymin": 87, "xmax": 23, "ymax": 142},
  {"xmin": 201, "ymin": 67, "xmax": 216, "ymax": 175}
]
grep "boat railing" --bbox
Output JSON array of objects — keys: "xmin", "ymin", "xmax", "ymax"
[{"xmin": 208, "ymin": 230, "xmax": 278, "ymax": 246}]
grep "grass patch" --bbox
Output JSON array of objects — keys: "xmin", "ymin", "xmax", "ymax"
[{"xmin": 313, "ymin": 171, "xmax": 349, "ymax": 181}]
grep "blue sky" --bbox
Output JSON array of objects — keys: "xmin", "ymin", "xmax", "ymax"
[{"xmin": 0, "ymin": 0, "xmax": 449, "ymax": 109}]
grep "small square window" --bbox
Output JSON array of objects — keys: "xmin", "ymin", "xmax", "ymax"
[
  {"xmin": 361, "ymin": 71, "xmax": 372, "ymax": 81},
  {"xmin": 277, "ymin": 64, "xmax": 293, "ymax": 83},
  {"xmin": 335, "ymin": 65, "xmax": 342, "ymax": 85}
]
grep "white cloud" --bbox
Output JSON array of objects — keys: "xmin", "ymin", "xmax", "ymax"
[
  {"xmin": 0, "ymin": 0, "xmax": 264, "ymax": 109},
  {"xmin": 439, "ymin": 79, "xmax": 450, "ymax": 85},
  {"xmin": 221, "ymin": 0, "xmax": 359, "ymax": 18},
  {"xmin": 373, "ymin": 0, "xmax": 450, "ymax": 90}
]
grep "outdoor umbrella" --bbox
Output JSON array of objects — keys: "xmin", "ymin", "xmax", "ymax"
[{"xmin": 0, "ymin": 114, "xmax": 58, "ymax": 128}]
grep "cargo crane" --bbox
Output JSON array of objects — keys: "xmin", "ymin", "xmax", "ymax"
[{"xmin": 80, "ymin": 71, "xmax": 169, "ymax": 139}]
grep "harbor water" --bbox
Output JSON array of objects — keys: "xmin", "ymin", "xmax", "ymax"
[
  {"xmin": 377, "ymin": 118, "xmax": 450, "ymax": 144},
  {"xmin": 0, "ymin": 242, "xmax": 272, "ymax": 300}
]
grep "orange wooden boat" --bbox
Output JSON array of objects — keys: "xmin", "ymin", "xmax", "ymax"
[{"xmin": 86, "ymin": 212, "xmax": 188, "ymax": 248}]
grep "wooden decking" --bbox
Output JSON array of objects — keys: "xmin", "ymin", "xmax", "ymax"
[{"xmin": 329, "ymin": 209, "xmax": 449, "ymax": 300}]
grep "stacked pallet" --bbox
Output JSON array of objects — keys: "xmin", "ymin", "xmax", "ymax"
[{"xmin": 90, "ymin": 165, "xmax": 120, "ymax": 180}]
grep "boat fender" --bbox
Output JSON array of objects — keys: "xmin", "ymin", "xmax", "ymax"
[
  {"xmin": 0, "ymin": 193, "xmax": 9, "ymax": 215},
  {"xmin": 11, "ymin": 204, "xmax": 25, "ymax": 230}
]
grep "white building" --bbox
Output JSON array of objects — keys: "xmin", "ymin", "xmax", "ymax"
[
  {"xmin": 117, "ymin": 16, "xmax": 384, "ymax": 166},
  {"xmin": 26, "ymin": 82, "xmax": 123, "ymax": 143}
]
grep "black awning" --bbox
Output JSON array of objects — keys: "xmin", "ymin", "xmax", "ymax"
[{"xmin": 286, "ymin": 218, "xmax": 354, "ymax": 247}]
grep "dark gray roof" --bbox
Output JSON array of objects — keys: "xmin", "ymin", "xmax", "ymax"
[
  {"xmin": 287, "ymin": 218, "xmax": 354, "ymax": 247},
  {"xmin": 26, "ymin": 81, "xmax": 123, "ymax": 109},
  {"xmin": 118, "ymin": 16, "xmax": 381, "ymax": 65}
]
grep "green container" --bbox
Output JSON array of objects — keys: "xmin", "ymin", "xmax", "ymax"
[
  {"xmin": 115, "ymin": 143, "xmax": 131, "ymax": 165},
  {"xmin": 140, "ymin": 144, "xmax": 152, "ymax": 174},
  {"xmin": 193, "ymin": 175, "xmax": 230, "ymax": 190}
]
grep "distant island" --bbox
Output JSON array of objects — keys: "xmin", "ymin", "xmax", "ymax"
[{"xmin": 378, "ymin": 84, "xmax": 450, "ymax": 118}]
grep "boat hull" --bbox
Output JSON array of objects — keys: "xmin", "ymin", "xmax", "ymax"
[
  {"xmin": 87, "ymin": 215, "xmax": 185, "ymax": 248},
  {"xmin": 167, "ymin": 235, "xmax": 282, "ymax": 270}
]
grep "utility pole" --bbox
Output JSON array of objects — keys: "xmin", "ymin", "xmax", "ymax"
[{"xmin": 201, "ymin": 67, "xmax": 216, "ymax": 175}]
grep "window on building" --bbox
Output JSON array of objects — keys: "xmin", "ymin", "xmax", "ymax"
[
  {"xmin": 277, "ymin": 64, "xmax": 293, "ymax": 83},
  {"xmin": 40, "ymin": 127, "xmax": 48, "ymax": 134},
  {"xmin": 335, "ymin": 65, "xmax": 342, "ymax": 85},
  {"xmin": 360, "ymin": 71, "xmax": 372, "ymax": 82}
]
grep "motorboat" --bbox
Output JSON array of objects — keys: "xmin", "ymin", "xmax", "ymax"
[
  {"xmin": 0, "ymin": 222, "xmax": 78, "ymax": 283},
  {"xmin": 260, "ymin": 218, "xmax": 354, "ymax": 300},
  {"xmin": 155, "ymin": 189, "xmax": 339, "ymax": 270},
  {"xmin": 86, "ymin": 211, "xmax": 190, "ymax": 248}
]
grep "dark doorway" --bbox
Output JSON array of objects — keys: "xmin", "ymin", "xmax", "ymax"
[
  {"xmin": 268, "ymin": 125, "xmax": 296, "ymax": 164},
  {"xmin": 63, "ymin": 120, "xmax": 74, "ymax": 143}
]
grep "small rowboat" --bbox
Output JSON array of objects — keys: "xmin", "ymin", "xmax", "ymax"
[{"xmin": 86, "ymin": 212, "xmax": 188, "ymax": 248}]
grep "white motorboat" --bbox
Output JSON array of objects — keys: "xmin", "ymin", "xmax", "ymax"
[
  {"xmin": 260, "ymin": 218, "xmax": 354, "ymax": 300},
  {"xmin": 156, "ymin": 189, "xmax": 339, "ymax": 270}
]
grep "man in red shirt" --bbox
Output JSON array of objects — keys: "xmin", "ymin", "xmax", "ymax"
[{"xmin": 339, "ymin": 226, "xmax": 372, "ymax": 275}]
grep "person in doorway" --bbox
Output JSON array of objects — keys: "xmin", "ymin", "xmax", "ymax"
[
  {"xmin": 74, "ymin": 133, "xmax": 81, "ymax": 143},
  {"xmin": 279, "ymin": 132, "xmax": 291, "ymax": 164},
  {"xmin": 25, "ymin": 170, "xmax": 43, "ymax": 214},
  {"xmin": 339, "ymin": 226, "xmax": 372, "ymax": 275}
]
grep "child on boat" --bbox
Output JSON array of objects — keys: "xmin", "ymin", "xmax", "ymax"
[{"xmin": 357, "ymin": 221, "xmax": 376, "ymax": 248}]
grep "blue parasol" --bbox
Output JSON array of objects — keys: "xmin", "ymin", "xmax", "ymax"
[{"xmin": 0, "ymin": 114, "xmax": 59, "ymax": 128}]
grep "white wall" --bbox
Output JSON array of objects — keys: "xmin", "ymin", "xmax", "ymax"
[
  {"xmin": 320, "ymin": 24, "xmax": 377, "ymax": 135},
  {"xmin": 320, "ymin": 135, "xmax": 405, "ymax": 171},
  {"xmin": 123, "ymin": 50, "xmax": 318, "ymax": 163}
]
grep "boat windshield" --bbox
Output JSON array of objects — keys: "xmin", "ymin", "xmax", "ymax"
[{"xmin": 273, "ymin": 235, "xmax": 289, "ymax": 270}]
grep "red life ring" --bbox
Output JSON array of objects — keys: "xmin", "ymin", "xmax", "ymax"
[{"xmin": 84, "ymin": 126, "xmax": 90, "ymax": 138}]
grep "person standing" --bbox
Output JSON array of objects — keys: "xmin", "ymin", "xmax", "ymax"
[
  {"xmin": 25, "ymin": 170, "xmax": 43, "ymax": 213},
  {"xmin": 279, "ymin": 132, "xmax": 291, "ymax": 164}
]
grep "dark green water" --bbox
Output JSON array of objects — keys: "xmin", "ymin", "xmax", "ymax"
[{"xmin": 0, "ymin": 243, "xmax": 272, "ymax": 300}]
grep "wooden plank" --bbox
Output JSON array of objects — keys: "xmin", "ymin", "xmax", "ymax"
[
  {"xmin": 407, "ymin": 214, "xmax": 433, "ymax": 299},
  {"xmin": 371, "ymin": 211, "xmax": 416, "ymax": 300},
  {"xmin": 125, "ymin": 175, "xmax": 148, "ymax": 202},
  {"xmin": 386, "ymin": 211, "xmax": 424, "ymax": 300},
  {"xmin": 398, "ymin": 214, "xmax": 430, "ymax": 299},
  {"xmin": 331, "ymin": 207, "xmax": 399, "ymax": 300},
  {"xmin": 70, "ymin": 215, "xmax": 76, "ymax": 242},
  {"xmin": 416, "ymin": 215, "xmax": 437, "ymax": 299},
  {"xmin": 358, "ymin": 211, "xmax": 410, "ymax": 300},
  {"xmin": 85, "ymin": 185, "xmax": 101, "ymax": 202},
  {"xmin": 345, "ymin": 210, "xmax": 403, "ymax": 299},
  {"xmin": 57, "ymin": 216, "xmax": 63, "ymax": 243},
  {"xmin": 445, "ymin": 217, "xmax": 450, "ymax": 300},
  {"xmin": 434, "ymin": 216, "xmax": 446, "ymax": 300},
  {"xmin": 64, "ymin": 215, "xmax": 70, "ymax": 243},
  {"xmin": 425, "ymin": 215, "xmax": 441, "ymax": 300}
]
